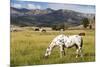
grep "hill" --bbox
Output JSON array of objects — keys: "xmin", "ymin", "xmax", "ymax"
[{"xmin": 11, "ymin": 7, "xmax": 95, "ymax": 27}]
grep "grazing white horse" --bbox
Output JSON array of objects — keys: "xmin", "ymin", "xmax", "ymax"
[{"xmin": 44, "ymin": 34, "xmax": 83, "ymax": 58}]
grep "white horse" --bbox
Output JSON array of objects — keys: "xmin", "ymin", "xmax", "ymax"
[{"xmin": 44, "ymin": 34, "xmax": 83, "ymax": 58}]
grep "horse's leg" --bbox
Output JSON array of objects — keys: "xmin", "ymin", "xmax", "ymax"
[
  {"xmin": 62, "ymin": 45, "xmax": 66, "ymax": 56},
  {"xmin": 59, "ymin": 45, "xmax": 65, "ymax": 58},
  {"xmin": 75, "ymin": 44, "xmax": 79, "ymax": 58},
  {"xmin": 60, "ymin": 45, "xmax": 66, "ymax": 58},
  {"xmin": 75, "ymin": 38, "xmax": 83, "ymax": 58},
  {"xmin": 80, "ymin": 38, "xmax": 83, "ymax": 57},
  {"xmin": 76, "ymin": 48, "xmax": 79, "ymax": 58},
  {"xmin": 76, "ymin": 46, "xmax": 83, "ymax": 58},
  {"xmin": 79, "ymin": 47, "xmax": 83, "ymax": 57}
]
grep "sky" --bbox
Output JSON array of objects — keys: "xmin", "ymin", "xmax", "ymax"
[{"xmin": 11, "ymin": 0, "xmax": 95, "ymax": 14}]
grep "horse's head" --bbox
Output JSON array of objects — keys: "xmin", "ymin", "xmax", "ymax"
[{"xmin": 44, "ymin": 47, "xmax": 51, "ymax": 58}]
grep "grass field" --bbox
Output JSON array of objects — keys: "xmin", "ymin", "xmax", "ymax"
[{"xmin": 10, "ymin": 29, "xmax": 95, "ymax": 66}]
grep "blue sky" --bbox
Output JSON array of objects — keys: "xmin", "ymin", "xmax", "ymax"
[{"xmin": 11, "ymin": 0, "xmax": 95, "ymax": 14}]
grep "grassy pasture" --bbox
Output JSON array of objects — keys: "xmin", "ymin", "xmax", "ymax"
[{"xmin": 11, "ymin": 29, "xmax": 95, "ymax": 66}]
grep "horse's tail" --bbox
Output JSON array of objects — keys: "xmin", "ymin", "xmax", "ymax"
[
  {"xmin": 80, "ymin": 38, "xmax": 83, "ymax": 48},
  {"xmin": 78, "ymin": 32, "xmax": 85, "ymax": 36}
]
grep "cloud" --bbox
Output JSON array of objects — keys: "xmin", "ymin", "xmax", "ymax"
[
  {"xmin": 27, "ymin": 4, "xmax": 41, "ymax": 9},
  {"xmin": 11, "ymin": 0, "xmax": 95, "ymax": 13},
  {"xmin": 48, "ymin": 3, "xmax": 95, "ymax": 13},
  {"xmin": 48, "ymin": 3, "xmax": 76, "ymax": 10},
  {"xmin": 27, "ymin": 4, "xmax": 36, "ymax": 9},
  {"xmin": 13, "ymin": 3, "xmax": 22, "ymax": 8},
  {"xmin": 36, "ymin": 5, "xmax": 41, "ymax": 9}
]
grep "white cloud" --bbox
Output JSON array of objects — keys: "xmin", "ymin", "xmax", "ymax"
[
  {"xmin": 48, "ymin": 3, "xmax": 70, "ymax": 10},
  {"xmin": 13, "ymin": 4, "xmax": 22, "ymax": 8},
  {"xmin": 36, "ymin": 5, "xmax": 41, "ymax": 9},
  {"xmin": 27, "ymin": 4, "xmax": 36, "ymax": 9},
  {"xmin": 20, "ymin": 0, "xmax": 95, "ymax": 5},
  {"xmin": 48, "ymin": 3, "xmax": 95, "ymax": 13},
  {"xmin": 27, "ymin": 4, "xmax": 41, "ymax": 9}
]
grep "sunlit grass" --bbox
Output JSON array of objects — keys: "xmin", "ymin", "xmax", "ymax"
[{"xmin": 10, "ymin": 30, "xmax": 95, "ymax": 66}]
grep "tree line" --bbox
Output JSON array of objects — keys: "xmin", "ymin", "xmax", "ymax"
[{"xmin": 52, "ymin": 16, "xmax": 95, "ymax": 30}]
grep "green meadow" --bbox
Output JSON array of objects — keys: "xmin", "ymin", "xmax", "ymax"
[{"xmin": 10, "ymin": 29, "xmax": 95, "ymax": 66}]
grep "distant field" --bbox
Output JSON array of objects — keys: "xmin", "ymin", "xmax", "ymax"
[{"xmin": 10, "ymin": 29, "xmax": 95, "ymax": 66}]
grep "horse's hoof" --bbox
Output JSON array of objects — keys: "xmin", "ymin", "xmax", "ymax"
[{"xmin": 76, "ymin": 56, "xmax": 78, "ymax": 58}]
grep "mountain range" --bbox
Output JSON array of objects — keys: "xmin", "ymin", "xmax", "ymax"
[{"xmin": 11, "ymin": 7, "xmax": 95, "ymax": 27}]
